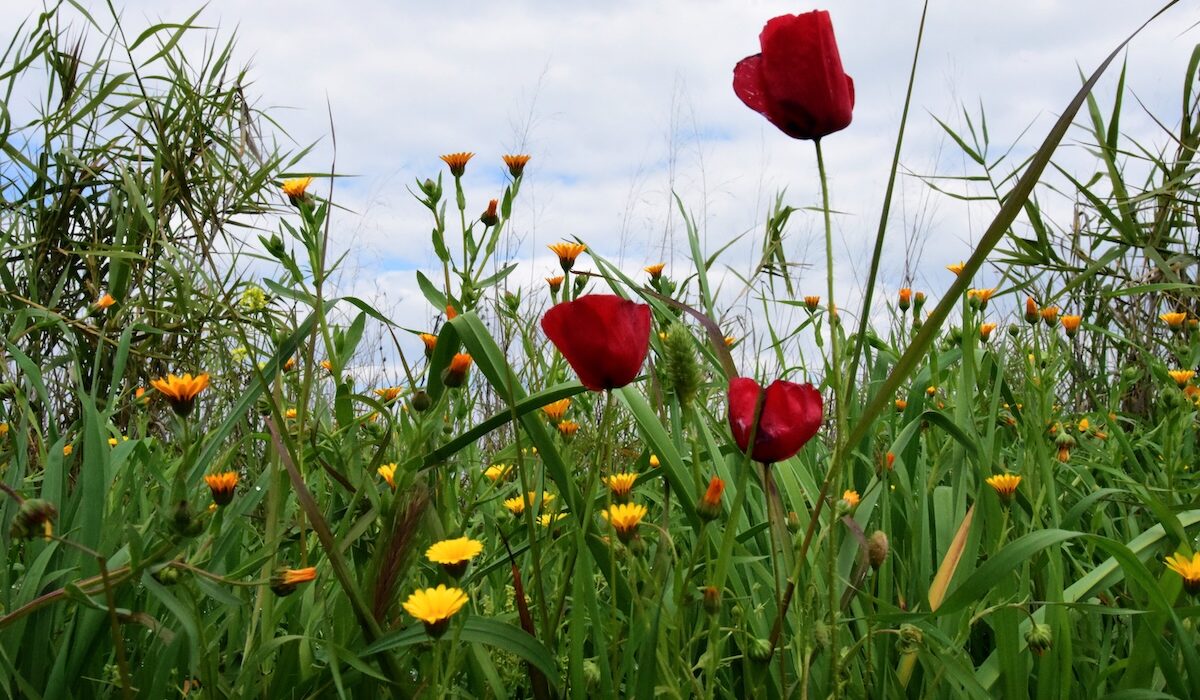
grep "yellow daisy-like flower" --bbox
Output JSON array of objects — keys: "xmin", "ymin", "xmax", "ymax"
[
  {"xmin": 1165, "ymin": 552, "xmax": 1200, "ymax": 594},
  {"xmin": 403, "ymin": 585, "xmax": 469, "ymax": 637},
  {"xmin": 723, "ymin": 335, "xmax": 736, "ymax": 347},
  {"xmin": 1040, "ymin": 306, "xmax": 1059, "ymax": 325},
  {"xmin": 1077, "ymin": 418, "xmax": 1090, "ymax": 432},
  {"xmin": 946, "ymin": 262, "xmax": 965, "ymax": 275},
  {"xmin": 378, "ymin": 463, "xmax": 398, "ymax": 490},
  {"xmin": 895, "ymin": 399, "xmax": 907, "ymax": 411},
  {"xmin": 803, "ymin": 295, "xmax": 821, "ymax": 311},
  {"xmin": 281, "ymin": 177, "xmax": 313, "ymax": 201},
  {"xmin": 95, "ymin": 293, "xmax": 116, "ymax": 309},
  {"xmin": 548, "ymin": 242, "xmax": 587, "ymax": 272},
  {"xmin": 418, "ymin": 333, "xmax": 438, "ymax": 358},
  {"xmin": 503, "ymin": 491, "xmax": 556, "ymax": 516},
  {"xmin": 150, "ymin": 373, "xmax": 210, "ymax": 417},
  {"xmin": 426, "ymin": 536, "xmax": 483, "ymax": 578},
  {"xmin": 442, "ymin": 353, "xmax": 473, "ymax": 388},
  {"xmin": 63, "ymin": 444, "xmax": 73, "ymax": 456},
  {"xmin": 283, "ymin": 357, "xmax": 297, "ymax": 372},
  {"xmin": 978, "ymin": 323, "xmax": 997, "ymax": 342},
  {"xmin": 644, "ymin": 263, "xmax": 665, "ymax": 278},
  {"xmin": 440, "ymin": 152, "xmax": 474, "ymax": 177},
  {"xmin": 374, "ymin": 387, "xmax": 404, "ymax": 402},
  {"xmin": 841, "ymin": 489, "xmax": 860, "ymax": 509},
  {"xmin": 0, "ymin": 423, "xmax": 8, "ymax": 437},
  {"xmin": 546, "ymin": 275, "xmax": 565, "ymax": 293},
  {"xmin": 270, "ymin": 566, "xmax": 317, "ymax": 597},
  {"xmin": 1060, "ymin": 315, "xmax": 1082, "ymax": 337},
  {"xmin": 502, "ymin": 153, "xmax": 531, "ymax": 177},
  {"xmin": 285, "ymin": 408, "xmax": 298, "ymax": 420},
  {"xmin": 484, "ymin": 464, "xmax": 512, "ymax": 482},
  {"xmin": 107, "ymin": 437, "xmax": 119, "ymax": 447},
  {"xmin": 967, "ymin": 288, "xmax": 996, "ymax": 308},
  {"xmin": 606, "ymin": 472, "xmax": 638, "ymax": 501},
  {"xmin": 557, "ymin": 420, "xmax": 580, "ymax": 438},
  {"xmin": 1161, "ymin": 312, "xmax": 1188, "ymax": 329},
  {"xmin": 320, "ymin": 359, "xmax": 335, "ymax": 374},
  {"xmin": 648, "ymin": 454, "xmax": 660, "ymax": 468},
  {"xmin": 985, "ymin": 473, "xmax": 1021, "ymax": 505},
  {"xmin": 541, "ymin": 398, "xmax": 571, "ymax": 422},
  {"xmin": 602, "ymin": 503, "xmax": 648, "ymax": 543},
  {"xmin": 538, "ymin": 513, "xmax": 568, "ymax": 528},
  {"xmin": 1168, "ymin": 369, "xmax": 1195, "ymax": 388},
  {"xmin": 204, "ymin": 471, "xmax": 239, "ymax": 506}
]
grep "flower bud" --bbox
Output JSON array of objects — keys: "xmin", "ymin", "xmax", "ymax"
[
  {"xmin": 169, "ymin": 500, "xmax": 203, "ymax": 538},
  {"xmin": 787, "ymin": 510, "xmax": 801, "ymax": 533},
  {"xmin": 480, "ymin": 199, "xmax": 499, "ymax": 227},
  {"xmin": 747, "ymin": 637, "xmax": 773, "ymax": 664},
  {"xmin": 698, "ymin": 476, "xmax": 725, "ymax": 521},
  {"xmin": 913, "ymin": 291, "xmax": 927, "ymax": 312},
  {"xmin": 1025, "ymin": 623, "xmax": 1052, "ymax": 656},
  {"xmin": 804, "ymin": 295, "xmax": 820, "ymax": 312},
  {"xmin": 152, "ymin": 564, "xmax": 181, "ymax": 586},
  {"xmin": 410, "ymin": 390, "xmax": 431, "ymax": 412},
  {"xmin": 702, "ymin": 585, "xmax": 721, "ymax": 615},
  {"xmin": 583, "ymin": 659, "xmax": 601, "ymax": 687},
  {"xmin": 813, "ymin": 621, "xmax": 831, "ymax": 650},
  {"xmin": 898, "ymin": 288, "xmax": 912, "ymax": 312},
  {"xmin": 1024, "ymin": 297, "xmax": 1039, "ymax": 324},
  {"xmin": 897, "ymin": 624, "xmax": 923, "ymax": 654},
  {"xmin": 868, "ymin": 530, "xmax": 889, "ymax": 570},
  {"xmin": 10, "ymin": 498, "xmax": 57, "ymax": 540},
  {"xmin": 441, "ymin": 353, "xmax": 472, "ymax": 388}
]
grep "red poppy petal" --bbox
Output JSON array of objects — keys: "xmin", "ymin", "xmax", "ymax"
[
  {"xmin": 727, "ymin": 377, "xmax": 762, "ymax": 454},
  {"xmin": 732, "ymin": 54, "xmax": 769, "ymax": 116},
  {"xmin": 542, "ymin": 295, "xmax": 651, "ymax": 391}
]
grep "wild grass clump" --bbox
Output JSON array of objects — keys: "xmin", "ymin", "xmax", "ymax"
[{"xmin": 0, "ymin": 2, "xmax": 1198, "ymax": 698}]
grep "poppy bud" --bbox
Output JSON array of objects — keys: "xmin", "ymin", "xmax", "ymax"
[
  {"xmin": 480, "ymin": 199, "xmax": 499, "ymax": 227},
  {"xmin": 728, "ymin": 377, "xmax": 823, "ymax": 464},
  {"xmin": 868, "ymin": 530, "xmax": 889, "ymax": 570},
  {"xmin": 542, "ymin": 295, "xmax": 652, "ymax": 392},
  {"xmin": 1025, "ymin": 623, "xmax": 1053, "ymax": 656},
  {"xmin": 10, "ymin": 498, "xmax": 57, "ymax": 540},
  {"xmin": 441, "ymin": 353, "xmax": 472, "ymax": 388},
  {"xmin": 733, "ymin": 11, "xmax": 854, "ymax": 141}
]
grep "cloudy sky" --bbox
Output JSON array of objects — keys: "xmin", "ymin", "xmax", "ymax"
[{"xmin": 4, "ymin": 0, "xmax": 1196, "ymax": 379}]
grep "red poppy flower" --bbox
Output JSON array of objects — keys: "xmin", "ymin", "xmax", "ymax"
[
  {"xmin": 733, "ymin": 10, "xmax": 854, "ymax": 141},
  {"xmin": 727, "ymin": 377, "xmax": 823, "ymax": 463},
  {"xmin": 542, "ymin": 294, "xmax": 651, "ymax": 391}
]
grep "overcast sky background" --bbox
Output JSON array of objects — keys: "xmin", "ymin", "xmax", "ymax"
[{"xmin": 4, "ymin": 0, "xmax": 1197, "ymax": 381}]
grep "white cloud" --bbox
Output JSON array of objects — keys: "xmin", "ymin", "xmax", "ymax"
[{"xmin": 2, "ymin": 0, "xmax": 1195, "ymax": 381}]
